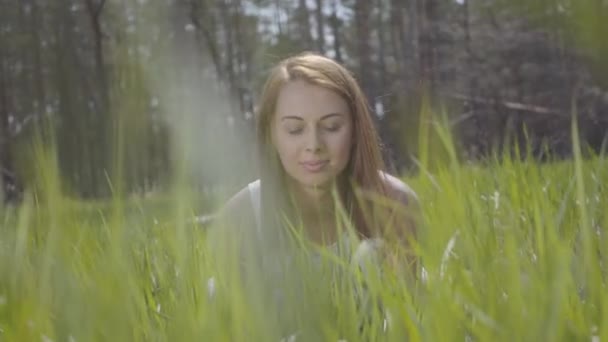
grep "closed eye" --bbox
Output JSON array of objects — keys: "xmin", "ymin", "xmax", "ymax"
[
  {"xmin": 324, "ymin": 124, "xmax": 341, "ymax": 132},
  {"xmin": 288, "ymin": 128, "xmax": 304, "ymax": 135}
]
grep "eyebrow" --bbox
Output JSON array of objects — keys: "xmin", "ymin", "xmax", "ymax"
[{"xmin": 280, "ymin": 113, "xmax": 344, "ymax": 121}]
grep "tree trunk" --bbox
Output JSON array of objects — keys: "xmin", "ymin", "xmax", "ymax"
[
  {"xmin": 189, "ymin": 0, "xmax": 223, "ymax": 81},
  {"xmin": 217, "ymin": 0, "xmax": 240, "ymax": 116},
  {"xmin": 84, "ymin": 0, "xmax": 109, "ymax": 197},
  {"xmin": 314, "ymin": 0, "xmax": 325, "ymax": 53},
  {"xmin": 28, "ymin": 0, "xmax": 46, "ymax": 117},
  {"xmin": 354, "ymin": 0, "xmax": 375, "ymax": 105},
  {"xmin": 389, "ymin": 0, "xmax": 406, "ymax": 88},
  {"xmin": 296, "ymin": 0, "xmax": 314, "ymax": 49},
  {"xmin": 376, "ymin": 0, "xmax": 388, "ymax": 99},
  {"xmin": 84, "ymin": 0, "xmax": 108, "ymax": 102},
  {"xmin": 0, "ymin": 44, "xmax": 11, "ymax": 202},
  {"xmin": 273, "ymin": 0, "xmax": 284, "ymax": 36},
  {"xmin": 462, "ymin": 0, "xmax": 480, "ymax": 152},
  {"xmin": 328, "ymin": 0, "xmax": 342, "ymax": 62},
  {"xmin": 418, "ymin": 0, "xmax": 438, "ymax": 95},
  {"xmin": 232, "ymin": 0, "xmax": 247, "ymax": 116}
]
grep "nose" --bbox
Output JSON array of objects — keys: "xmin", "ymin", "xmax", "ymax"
[{"xmin": 305, "ymin": 128, "xmax": 324, "ymax": 153}]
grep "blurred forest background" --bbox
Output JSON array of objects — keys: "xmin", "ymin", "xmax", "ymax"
[{"xmin": 0, "ymin": 0, "xmax": 607, "ymax": 203}]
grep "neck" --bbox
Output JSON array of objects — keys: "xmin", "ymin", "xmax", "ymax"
[
  {"xmin": 289, "ymin": 182, "xmax": 334, "ymax": 215},
  {"xmin": 287, "ymin": 181, "xmax": 340, "ymax": 245}
]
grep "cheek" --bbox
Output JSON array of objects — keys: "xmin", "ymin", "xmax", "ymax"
[
  {"xmin": 273, "ymin": 132, "xmax": 301, "ymax": 163},
  {"xmin": 328, "ymin": 129, "xmax": 353, "ymax": 162}
]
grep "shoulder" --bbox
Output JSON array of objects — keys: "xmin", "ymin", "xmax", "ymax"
[
  {"xmin": 205, "ymin": 180, "xmax": 258, "ymax": 232},
  {"xmin": 219, "ymin": 180, "xmax": 258, "ymax": 217},
  {"xmin": 376, "ymin": 171, "xmax": 421, "ymax": 248},
  {"xmin": 378, "ymin": 170, "xmax": 419, "ymax": 208},
  {"xmin": 205, "ymin": 181, "xmax": 259, "ymax": 260},
  {"xmin": 206, "ymin": 181, "xmax": 258, "ymax": 248}
]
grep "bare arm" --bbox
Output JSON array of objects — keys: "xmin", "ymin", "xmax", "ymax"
[{"xmin": 379, "ymin": 172, "xmax": 421, "ymax": 273}]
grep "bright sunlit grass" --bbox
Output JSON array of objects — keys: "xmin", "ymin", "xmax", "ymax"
[{"xmin": 0, "ymin": 122, "xmax": 606, "ymax": 341}]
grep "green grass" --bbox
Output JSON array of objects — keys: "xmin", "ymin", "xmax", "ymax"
[{"xmin": 0, "ymin": 141, "xmax": 606, "ymax": 341}]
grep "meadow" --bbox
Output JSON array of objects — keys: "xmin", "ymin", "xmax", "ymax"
[{"xmin": 0, "ymin": 129, "xmax": 606, "ymax": 342}]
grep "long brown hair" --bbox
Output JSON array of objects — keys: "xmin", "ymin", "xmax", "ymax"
[{"xmin": 255, "ymin": 52, "xmax": 387, "ymax": 239}]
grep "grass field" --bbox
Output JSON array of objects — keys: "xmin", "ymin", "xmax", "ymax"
[{"xmin": 0, "ymin": 136, "xmax": 606, "ymax": 341}]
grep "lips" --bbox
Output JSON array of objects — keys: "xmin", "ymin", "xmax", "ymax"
[{"xmin": 300, "ymin": 160, "xmax": 329, "ymax": 172}]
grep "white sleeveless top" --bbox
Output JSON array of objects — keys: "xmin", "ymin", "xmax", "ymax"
[
  {"xmin": 247, "ymin": 180, "xmax": 262, "ymax": 233},
  {"xmin": 245, "ymin": 179, "xmax": 384, "ymax": 264}
]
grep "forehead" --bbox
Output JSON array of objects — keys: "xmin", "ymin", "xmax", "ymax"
[{"xmin": 274, "ymin": 80, "xmax": 350, "ymax": 120}]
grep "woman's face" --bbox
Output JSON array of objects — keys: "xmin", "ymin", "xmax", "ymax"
[{"xmin": 271, "ymin": 79, "xmax": 354, "ymax": 193}]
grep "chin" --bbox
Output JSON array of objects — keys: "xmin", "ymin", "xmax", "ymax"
[{"xmin": 297, "ymin": 174, "xmax": 336, "ymax": 189}]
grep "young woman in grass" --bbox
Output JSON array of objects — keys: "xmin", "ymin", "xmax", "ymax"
[
  {"xmin": 207, "ymin": 52, "xmax": 421, "ymax": 340},
  {"xmin": 213, "ymin": 52, "xmax": 420, "ymax": 272}
]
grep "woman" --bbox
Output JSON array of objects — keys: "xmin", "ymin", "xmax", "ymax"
[
  {"xmin": 208, "ymin": 52, "xmax": 420, "ymax": 338},
  {"xmin": 218, "ymin": 51, "xmax": 418, "ymax": 246}
]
